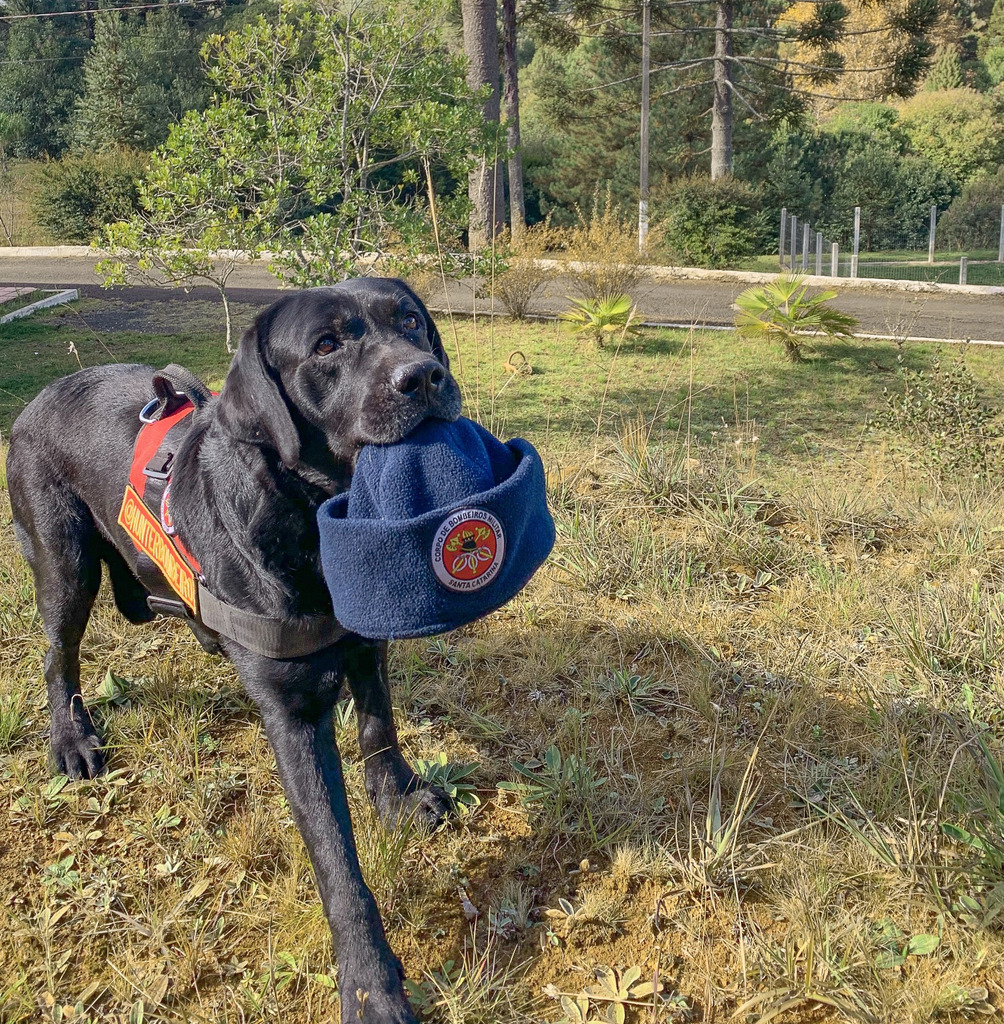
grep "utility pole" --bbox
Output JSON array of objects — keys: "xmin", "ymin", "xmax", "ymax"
[{"xmin": 639, "ymin": 0, "xmax": 650, "ymax": 251}]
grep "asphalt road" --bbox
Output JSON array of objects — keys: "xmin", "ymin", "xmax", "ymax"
[{"xmin": 3, "ymin": 252, "xmax": 1004, "ymax": 343}]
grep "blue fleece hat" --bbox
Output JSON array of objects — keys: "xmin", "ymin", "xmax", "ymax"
[{"xmin": 317, "ymin": 417, "xmax": 555, "ymax": 639}]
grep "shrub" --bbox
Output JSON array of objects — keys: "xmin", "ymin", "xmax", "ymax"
[
  {"xmin": 655, "ymin": 175, "xmax": 770, "ymax": 269},
  {"xmin": 556, "ymin": 186, "xmax": 651, "ymax": 304},
  {"xmin": 873, "ymin": 347, "xmax": 1002, "ymax": 481},
  {"xmin": 939, "ymin": 166, "xmax": 1004, "ymax": 250},
  {"xmin": 734, "ymin": 273, "xmax": 858, "ymax": 362},
  {"xmin": 33, "ymin": 149, "xmax": 147, "ymax": 243},
  {"xmin": 493, "ymin": 224, "xmax": 558, "ymax": 320},
  {"xmin": 559, "ymin": 293, "xmax": 638, "ymax": 348}
]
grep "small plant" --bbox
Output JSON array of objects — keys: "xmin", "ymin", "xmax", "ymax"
[
  {"xmin": 545, "ymin": 965, "xmax": 668, "ymax": 1024},
  {"xmin": 492, "ymin": 224, "xmax": 558, "ymax": 320},
  {"xmin": 558, "ymin": 185, "xmax": 653, "ymax": 303},
  {"xmin": 734, "ymin": 273, "xmax": 858, "ymax": 362},
  {"xmin": 560, "ymin": 294, "xmax": 639, "ymax": 349},
  {"xmin": 413, "ymin": 752, "xmax": 481, "ymax": 812},
  {"xmin": 873, "ymin": 347, "xmax": 1002, "ymax": 481}
]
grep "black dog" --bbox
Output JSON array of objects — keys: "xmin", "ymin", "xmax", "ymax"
[{"xmin": 6, "ymin": 278, "xmax": 463, "ymax": 1024}]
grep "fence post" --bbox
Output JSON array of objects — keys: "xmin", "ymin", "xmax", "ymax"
[
  {"xmin": 960, "ymin": 256, "xmax": 968, "ymax": 285},
  {"xmin": 780, "ymin": 207, "xmax": 787, "ymax": 267},
  {"xmin": 815, "ymin": 231, "xmax": 823, "ymax": 276},
  {"xmin": 999, "ymin": 205, "xmax": 1004, "ymax": 263},
  {"xmin": 831, "ymin": 242, "xmax": 839, "ymax": 277},
  {"xmin": 851, "ymin": 206, "xmax": 860, "ymax": 279},
  {"xmin": 929, "ymin": 205, "xmax": 937, "ymax": 264},
  {"xmin": 802, "ymin": 222, "xmax": 810, "ymax": 271},
  {"xmin": 790, "ymin": 215, "xmax": 798, "ymax": 271}
]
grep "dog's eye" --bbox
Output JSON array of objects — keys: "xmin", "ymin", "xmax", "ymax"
[
  {"xmin": 315, "ymin": 335, "xmax": 341, "ymax": 355},
  {"xmin": 402, "ymin": 314, "xmax": 421, "ymax": 331}
]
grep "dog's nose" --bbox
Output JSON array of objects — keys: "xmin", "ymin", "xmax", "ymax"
[{"xmin": 393, "ymin": 360, "xmax": 445, "ymax": 397}]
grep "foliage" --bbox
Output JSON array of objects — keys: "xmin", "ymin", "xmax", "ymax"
[
  {"xmin": 412, "ymin": 752, "xmax": 481, "ymax": 811},
  {"xmin": 97, "ymin": 0, "xmax": 493, "ymax": 349},
  {"xmin": 939, "ymin": 165, "xmax": 1004, "ymax": 250},
  {"xmin": 559, "ymin": 294, "xmax": 638, "ymax": 349},
  {"xmin": 34, "ymin": 149, "xmax": 146, "ymax": 244},
  {"xmin": 734, "ymin": 274, "xmax": 859, "ymax": 362},
  {"xmin": 69, "ymin": 8, "xmax": 209, "ymax": 152},
  {"xmin": 558, "ymin": 188, "xmax": 650, "ymax": 303},
  {"xmin": 657, "ymin": 174, "xmax": 770, "ymax": 268},
  {"xmin": 874, "ymin": 348, "xmax": 1003, "ymax": 480},
  {"xmin": 545, "ymin": 965, "xmax": 666, "ymax": 1024},
  {"xmin": 492, "ymin": 224, "xmax": 558, "ymax": 320},
  {"xmin": 897, "ymin": 88, "xmax": 1004, "ymax": 185}
]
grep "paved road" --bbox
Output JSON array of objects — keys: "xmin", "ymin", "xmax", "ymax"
[{"xmin": 3, "ymin": 252, "xmax": 1004, "ymax": 343}]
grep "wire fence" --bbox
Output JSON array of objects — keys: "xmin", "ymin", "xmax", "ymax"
[{"xmin": 777, "ymin": 207, "xmax": 1004, "ymax": 287}]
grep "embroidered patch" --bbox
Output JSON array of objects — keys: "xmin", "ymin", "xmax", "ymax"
[
  {"xmin": 118, "ymin": 484, "xmax": 197, "ymax": 613},
  {"xmin": 160, "ymin": 481, "xmax": 176, "ymax": 535},
  {"xmin": 431, "ymin": 508, "xmax": 505, "ymax": 592}
]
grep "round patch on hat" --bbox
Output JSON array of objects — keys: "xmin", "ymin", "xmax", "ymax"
[{"xmin": 431, "ymin": 508, "xmax": 505, "ymax": 592}]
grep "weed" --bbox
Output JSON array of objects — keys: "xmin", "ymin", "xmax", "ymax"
[
  {"xmin": 873, "ymin": 346, "xmax": 1003, "ymax": 481},
  {"xmin": 492, "ymin": 225, "xmax": 558, "ymax": 320},
  {"xmin": 413, "ymin": 752, "xmax": 482, "ymax": 812}
]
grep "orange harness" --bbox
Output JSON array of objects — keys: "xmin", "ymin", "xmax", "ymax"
[
  {"xmin": 116, "ymin": 365, "xmax": 345, "ymax": 659},
  {"xmin": 118, "ymin": 400, "xmax": 202, "ymax": 614}
]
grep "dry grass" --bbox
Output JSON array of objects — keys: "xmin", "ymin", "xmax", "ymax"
[{"xmin": 3, "ymin": 311, "xmax": 1004, "ymax": 1022}]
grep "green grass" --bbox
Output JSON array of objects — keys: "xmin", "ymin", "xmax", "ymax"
[{"xmin": 3, "ymin": 302, "xmax": 1004, "ymax": 1023}]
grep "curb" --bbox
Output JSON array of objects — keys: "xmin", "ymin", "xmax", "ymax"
[
  {"xmin": 0, "ymin": 288, "xmax": 79, "ymax": 324},
  {"xmin": 0, "ymin": 247, "xmax": 1001, "ymax": 298}
]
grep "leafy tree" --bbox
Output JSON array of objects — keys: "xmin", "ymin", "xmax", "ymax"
[
  {"xmin": 925, "ymin": 47, "xmax": 966, "ymax": 89},
  {"xmin": 99, "ymin": 0, "xmax": 491, "ymax": 350},
  {"xmin": 0, "ymin": 0, "xmax": 90, "ymax": 156},
  {"xmin": 69, "ymin": 8, "xmax": 209, "ymax": 152},
  {"xmin": 897, "ymin": 88, "xmax": 1004, "ymax": 184},
  {"xmin": 939, "ymin": 165, "xmax": 1004, "ymax": 248}
]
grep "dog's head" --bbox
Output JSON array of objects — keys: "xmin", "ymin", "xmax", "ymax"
[{"xmin": 217, "ymin": 278, "xmax": 461, "ymax": 470}]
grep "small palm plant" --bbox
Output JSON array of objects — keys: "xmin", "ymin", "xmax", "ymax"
[
  {"xmin": 560, "ymin": 293, "xmax": 639, "ymax": 348},
  {"xmin": 734, "ymin": 273, "xmax": 859, "ymax": 362}
]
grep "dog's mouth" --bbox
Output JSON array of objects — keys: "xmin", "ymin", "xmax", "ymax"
[{"xmin": 359, "ymin": 370, "xmax": 462, "ymax": 447}]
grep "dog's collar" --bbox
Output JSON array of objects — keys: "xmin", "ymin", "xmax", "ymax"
[{"xmin": 120, "ymin": 365, "xmax": 346, "ymax": 659}]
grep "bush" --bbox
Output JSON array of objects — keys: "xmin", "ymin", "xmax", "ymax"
[
  {"xmin": 555, "ymin": 186, "xmax": 652, "ymax": 303},
  {"xmin": 33, "ymin": 149, "xmax": 147, "ymax": 243},
  {"xmin": 873, "ymin": 347, "xmax": 1002, "ymax": 481},
  {"xmin": 655, "ymin": 175, "xmax": 770, "ymax": 269},
  {"xmin": 493, "ymin": 224, "xmax": 558, "ymax": 320},
  {"xmin": 939, "ymin": 166, "xmax": 1004, "ymax": 250}
]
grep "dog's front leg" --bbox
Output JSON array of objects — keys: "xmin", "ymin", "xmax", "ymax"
[
  {"xmin": 248, "ymin": 669, "xmax": 419, "ymax": 1024},
  {"xmin": 344, "ymin": 640, "xmax": 451, "ymax": 830}
]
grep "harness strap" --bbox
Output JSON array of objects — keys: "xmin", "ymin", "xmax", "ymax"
[
  {"xmin": 125, "ymin": 364, "xmax": 347, "ymax": 660},
  {"xmin": 197, "ymin": 587, "xmax": 346, "ymax": 660}
]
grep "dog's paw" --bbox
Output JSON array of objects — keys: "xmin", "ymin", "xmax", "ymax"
[
  {"xmin": 339, "ymin": 980, "xmax": 420, "ymax": 1024},
  {"xmin": 373, "ymin": 778, "xmax": 452, "ymax": 832},
  {"xmin": 50, "ymin": 718, "xmax": 105, "ymax": 780}
]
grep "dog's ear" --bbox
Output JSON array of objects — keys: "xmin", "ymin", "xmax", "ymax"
[
  {"xmin": 403, "ymin": 284, "xmax": 449, "ymax": 369},
  {"xmin": 217, "ymin": 321, "xmax": 301, "ymax": 469}
]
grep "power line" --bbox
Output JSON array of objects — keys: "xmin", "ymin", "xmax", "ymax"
[{"xmin": 0, "ymin": 0, "xmax": 223, "ymax": 22}]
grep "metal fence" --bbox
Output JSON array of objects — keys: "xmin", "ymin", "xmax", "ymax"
[{"xmin": 778, "ymin": 206, "xmax": 1004, "ymax": 286}]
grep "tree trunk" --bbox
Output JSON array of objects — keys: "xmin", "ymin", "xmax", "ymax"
[
  {"xmin": 461, "ymin": 0, "xmax": 505, "ymax": 248},
  {"xmin": 710, "ymin": 0, "xmax": 733, "ymax": 180},
  {"xmin": 500, "ymin": 0, "xmax": 525, "ymax": 237}
]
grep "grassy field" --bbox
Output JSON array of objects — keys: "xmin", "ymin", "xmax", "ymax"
[{"xmin": 3, "ymin": 302, "xmax": 1004, "ymax": 1023}]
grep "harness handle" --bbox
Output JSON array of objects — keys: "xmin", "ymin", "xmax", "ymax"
[{"xmin": 147, "ymin": 364, "xmax": 214, "ymax": 421}]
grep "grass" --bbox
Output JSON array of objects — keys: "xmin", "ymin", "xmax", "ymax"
[{"xmin": 3, "ymin": 298, "xmax": 1004, "ymax": 1022}]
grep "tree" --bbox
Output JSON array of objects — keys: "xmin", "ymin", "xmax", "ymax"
[
  {"xmin": 99, "ymin": 0, "xmax": 490, "ymax": 349},
  {"xmin": 461, "ymin": 0, "xmax": 506, "ymax": 245},
  {"xmin": 0, "ymin": 0, "xmax": 90, "ymax": 156},
  {"xmin": 69, "ymin": 7, "xmax": 209, "ymax": 152},
  {"xmin": 897, "ymin": 87, "xmax": 1004, "ymax": 183},
  {"xmin": 501, "ymin": 0, "xmax": 526, "ymax": 234}
]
